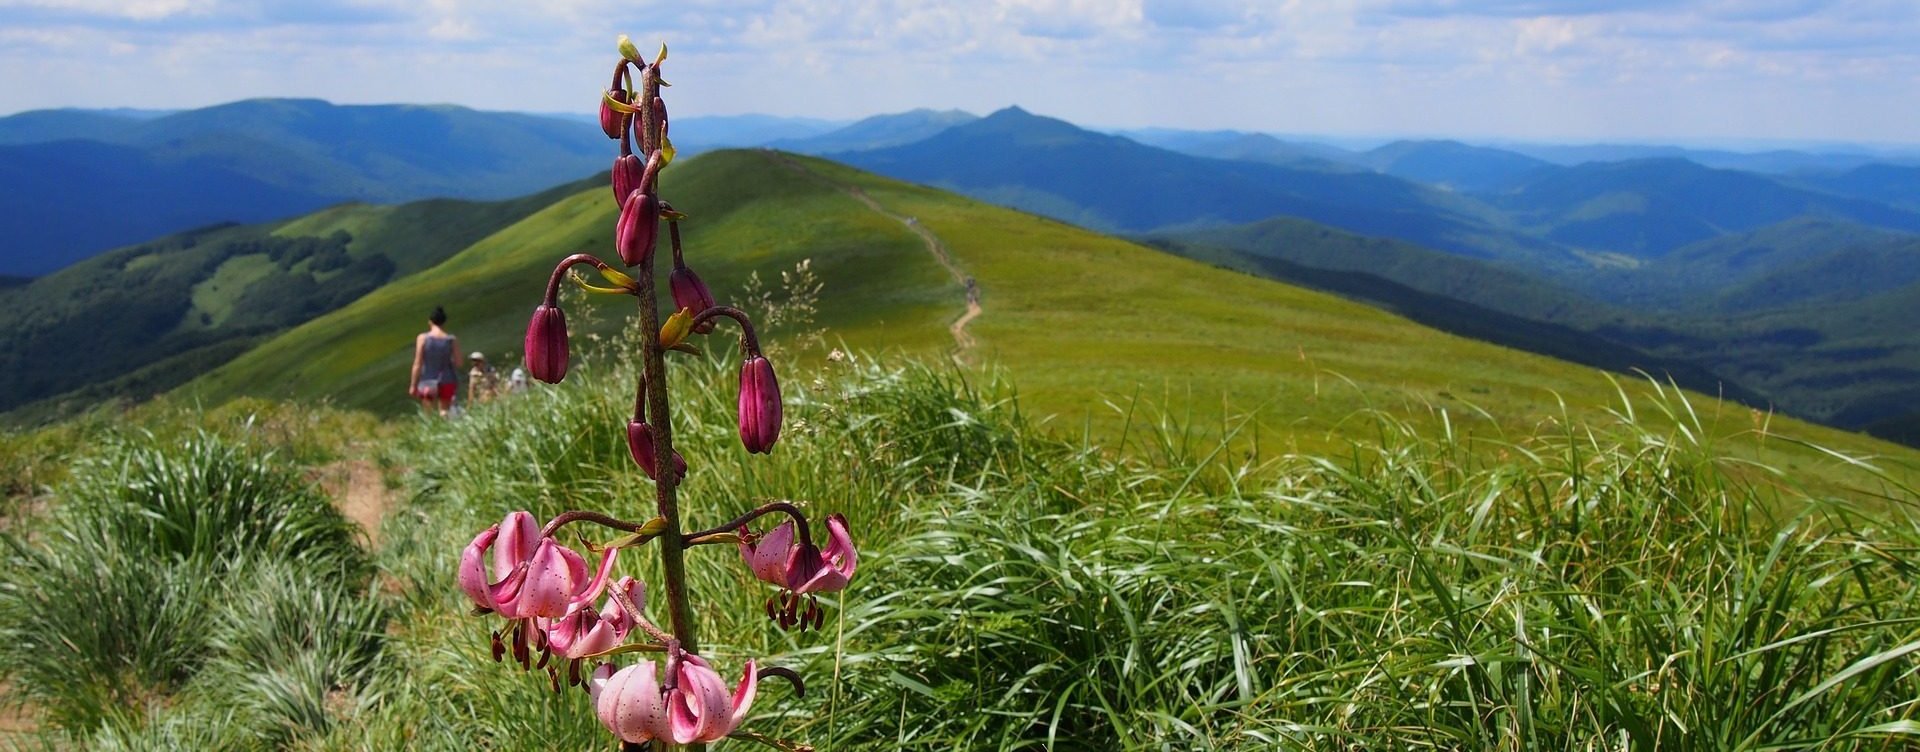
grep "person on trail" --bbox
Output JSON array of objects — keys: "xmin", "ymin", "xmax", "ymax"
[
  {"xmin": 469, "ymin": 351, "xmax": 501, "ymax": 405},
  {"xmin": 409, "ymin": 306, "xmax": 464, "ymax": 417}
]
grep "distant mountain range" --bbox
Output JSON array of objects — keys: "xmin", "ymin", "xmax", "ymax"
[
  {"xmin": 768, "ymin": 109, "xmax": 978, "ymax": 154},
  {"xmin": 0, "ymin": 99, "xmax": 611, "ymax": 275}
]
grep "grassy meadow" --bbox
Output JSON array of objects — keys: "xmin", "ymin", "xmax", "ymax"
[{"xmin": 6, "ymin": 347, "xmax": 1920, "ymax": 749}]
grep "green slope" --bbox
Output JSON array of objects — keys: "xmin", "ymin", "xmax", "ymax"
[
  {"xmin": 187, "ymin": 150, "xmax": 1919, "ymax": 492},
  {"xmin": 184, "ymin": 151, "xmax": 958, "ymax": 411},
  {"xmin": 0, "ymin": 177, "xmax": 595, "ymax": 424}
]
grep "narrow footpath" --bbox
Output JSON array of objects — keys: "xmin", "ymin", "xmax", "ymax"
[{"xmin": 766, "ymin": 152, "xmax": 982, "ymax": 363}]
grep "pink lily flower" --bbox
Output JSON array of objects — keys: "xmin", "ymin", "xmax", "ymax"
[
  {"xmin": 457, "ymin": 511, "xmax": 619, "ymax": 619},
  {"xmin": 739, "ymin": 513, "xmax": 857, "ymax": 630},
  {"xmin": 741, "ymin": 513, "xmax": 857, "ymax": 594},
  {"xmin": 590, "ymin": 648, "xmax": 757, "ymax": 745},
  {"xmin": 541, "ymin": 576, "xmax": 644, "ymax": 660}
]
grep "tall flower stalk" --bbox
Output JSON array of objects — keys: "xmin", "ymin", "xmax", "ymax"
[{"xmin": 460, "ymin": 36, "xmax": 855, "ymax": 751}]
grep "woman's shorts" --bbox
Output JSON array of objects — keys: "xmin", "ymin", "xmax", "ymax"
[{"xmin": 416, "ymin": 380, "xmax": 456, "ymax": 402}]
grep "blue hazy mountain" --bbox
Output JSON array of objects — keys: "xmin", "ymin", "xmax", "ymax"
[
  {"xmin": 0, "ymin": 98, "xmax": 610, "ymax": 275},
  {"xmin": 1361, "ymin": 140, "xmax": 1554, "ymax": 193},
  {"xmin": 1121, "ymin": 128, "xmax": 1364, "ymax": 171},
  {"xmin": 769, "ymin": 109, "xmax": 978, "ymax": 154},
  {"xmin": 1494, "ymin": 158, "xmax": 1920, "ymax": 258},
  {"xmin": 531, "ymin": 112, "xmax": 849, "ymax": 154},
  {"xmin": 1803, "ymin": 163, "xmax": 1920, "ymax": 211},
  {"xmin": 833, "ymin": 106, "xmax": 1577, "ymax": 269}
]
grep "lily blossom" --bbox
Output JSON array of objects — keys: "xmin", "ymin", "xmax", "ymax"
[
  {"xmin": 591, "ymin": 648, "xmax": 757, "ymax": 745},
  {"xmin": 456, "ymin": 510, "xmax": 619, "ymax": 619},
  {"xmin": 739, "ymin": 513, "xmax": 857, "ymax": 630},
  {"xmin": 459, "ymin": 510, "xmax": 539, "ymax": 613},
  {"xmin": 542, "ymin": 577, "xmax": 644, "ymax": 660},
  {"xmin": 741, "ymin": 514, "xmax": 857, "ymax": 594}
]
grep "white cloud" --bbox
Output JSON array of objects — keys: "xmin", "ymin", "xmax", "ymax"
[{"xmin": 0, "ymin": 0, "xmax": 1915, "ymax": 143}]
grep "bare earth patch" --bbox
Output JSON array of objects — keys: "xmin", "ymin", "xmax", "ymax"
[{"xmin": 316, "ymin": 458, "xmax": 396, "ymax": 548}]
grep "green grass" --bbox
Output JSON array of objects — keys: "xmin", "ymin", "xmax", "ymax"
[
  {"xmin": 11, "ymin": 347, "xmax": 1920, "ymax": 749},
  {"xmin": 375, "ymin": 358, "xmax": 1920, "ymax": 750},
  {"xmin": 0, "ymin": 430, "xmax": 375, "ymax": 737}
]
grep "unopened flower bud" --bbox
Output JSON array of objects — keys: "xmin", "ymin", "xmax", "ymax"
[
  {"xmin": 525, "ymin": 304, "xmax": 570, "ymax": 384},
  {"xmin": 627, "ymin": 420, "xmax": 659, "ymax": 478},
  {"xmin": 626, "ymin": 421, "xmax": 687, "ymax": 481},
  {"xmin": 611, "ymin": 154, "xmax": 645, "ymax": 205},
  {"xmin": 600, "ymin": 89, "xmax": 631, "ymax": 140},
  {"xmin": 617, "ymin": 34, "xmax": 641, "ymax": 62},
  {"xmin": 616, "ymin": 190, "xmax": 659, "ymax": 267},
  {"xmin": 738, "ymin": 355, "xmax": 782, "ymax": 454},
  {"xmin": 669, "ymin": 265, "xmax": 715, "ymax": 333}
]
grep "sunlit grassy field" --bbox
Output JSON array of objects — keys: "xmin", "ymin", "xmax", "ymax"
[{"xmin": 7, "ymin": 350, "xmax": 1920, "ymax": 750}]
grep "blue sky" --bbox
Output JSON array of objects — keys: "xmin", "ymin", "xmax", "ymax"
[{"xmin": 2, "ymin": 0, "xmax": 1917, "ymax": 144}]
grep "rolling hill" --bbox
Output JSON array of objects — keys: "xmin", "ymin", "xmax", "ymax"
[
  {"xmin": 1117, "ymin": 128, "xmax": 1363, "ymax": 171},
  {"xmin": 0, "ymin": 177, "xmax": 597, "ymax": 422},
  {"xmin": 1162, "ymin": 212, "xmax": 1920, "ymax": 439},
  {"xmin": 1804, "ymin": 163, "xmax": 1920, "ymax": 211},
  {"xmin": 1495, "ymin": 158, "xmax": 1920, "ymax": 258},
  {"xmin": 769, "ymin": 109, "xmax": 977, "ymax": 154},
  {"xmin": 0, "ymin": 98, "xmax": 610, "ymax": 275},
  {"xmin": 184, "ymin": 150, "xmax": 1917, "ymax": 486},
  {"xmin": 1361, "ymin": 140, "xmax": 1552, "ymax": 192}
]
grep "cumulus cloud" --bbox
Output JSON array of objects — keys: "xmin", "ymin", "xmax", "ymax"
[{"xmin": 0, "ymin": 0, "xmax": 1915, "ymax": 143}]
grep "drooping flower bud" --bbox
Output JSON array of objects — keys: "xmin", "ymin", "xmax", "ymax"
[
  {"xmin": 627, "ymin": 421, "xmax": 688, "ymax": 481},
  {"xmin": 632, "ymin": 94, "xmax": 669, "ymax": 153},
  {"xmin": 612, "ymin": 153, "xmax": 645, "ymax": 205},
  {"xmin": 738, "ymin": 355, "xmax": 782, "ymax": 454},
  {"xmin": 600, "ymin": 89, "xmax": 631, "ymax": 140},
  {"xmin": 616, "ymin": 190, "xmax": 659, "ymax": 267},
  {"xmin": 525, "ymin": 304, "xmax": 569, "ymax": 384},
  {"xmin": 669, "ymin": 265, "xmax": 716, "ymax": 333}
]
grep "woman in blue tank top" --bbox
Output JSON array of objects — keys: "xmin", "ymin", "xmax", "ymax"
[{"xmin": 409, "ymin": 306, "xmax": 463, "ymax": 417}]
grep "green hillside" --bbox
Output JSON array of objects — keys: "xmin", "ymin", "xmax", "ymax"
[
  {"xmin": 188, "ymin": 150, "xmax": 1917, "ymax": 494},
  {"xmin": 0, "ymin": 177, "xmax": 595, "ymax": 423},
  {"xmin": 185, "ymin": 151, "xmax": 958, "ymax": 411}
]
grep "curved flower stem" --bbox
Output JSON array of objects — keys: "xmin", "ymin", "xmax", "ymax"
[
  {"xmin": 539, "ymin": 510, "xmax": 650, "ymax": 539},
  {"xmin": 757, "ymin": 666, "xmax": 806, "ymax": 698},
  {"xmin": 668, "ymin": 218, "xmax": 685, "ymax": 267},
  {"xmin": 687, "ymin": 305, "xmax": 762, "ymax": 356},
  {"xmin": 608, "ymin": 580, "xmax": 675, "ymax": 644},
  {"xmin": 684, "ymin": 501, "xmax": 810, "ymax": 545},
  {"xmin": 544, "ymin": 253, "xmax": 612, "ymax": 304}
]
